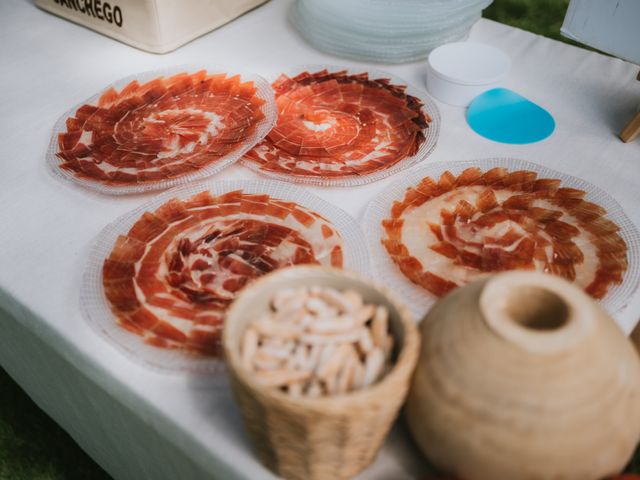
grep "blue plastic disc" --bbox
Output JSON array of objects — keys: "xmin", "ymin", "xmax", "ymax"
[{"xmin": 467, "ymin": 88, "xmax": 555, "ymax": 144}]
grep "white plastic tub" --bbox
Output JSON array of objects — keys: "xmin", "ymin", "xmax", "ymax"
[{"xmin": 426, "ymin": 42, "xmax": 511, "ymax": 106}]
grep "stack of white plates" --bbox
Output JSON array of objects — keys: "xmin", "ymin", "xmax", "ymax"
[{"xmin": 291, "ymin": 0, "xmax": 493, "ymax": 64}]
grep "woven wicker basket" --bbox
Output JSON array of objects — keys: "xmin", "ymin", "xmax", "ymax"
[
  {"xmin": 222, "ymin": 266, "xmax": 420, "ymax": 480},
  {"xmin": 632, "ymin": 322, "xmax": 640, "ymax": 353}
]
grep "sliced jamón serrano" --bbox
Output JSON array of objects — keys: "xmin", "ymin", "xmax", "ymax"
[
  {"xmin": 243, "ymin": 69, "xmax": 432, "ymax": 181},
  {"xmin": 381, "ymin": 167, "xmax": 628, "ymax": 300},
  {"xmin": 56, "ymin": 71, "xmax": 267, "ymax": 187},
  {"xmin": 103, "ymin": 190, "xmax": 344, "ymax": 356}
]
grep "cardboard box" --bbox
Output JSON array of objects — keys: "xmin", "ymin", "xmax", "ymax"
[
  {"xmin": 561, "ymin": 0, "xmax": 640, "ymax": 64},
  {"xmin": 36, "ymin": 0, "xmax": 269, "ymax": 54}
]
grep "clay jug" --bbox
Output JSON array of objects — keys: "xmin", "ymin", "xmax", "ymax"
[{"xmin": 406, "ymin": 271, "xmax": 640, "ymax": 480}]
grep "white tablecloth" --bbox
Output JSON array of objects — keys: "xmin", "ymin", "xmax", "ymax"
[{"xmin": 1, "ymin": 0, "xmax": 640, "ymax": 478}]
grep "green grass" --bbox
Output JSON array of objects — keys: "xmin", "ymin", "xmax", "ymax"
[
  {"xmin": 483, "ymin": 0, "xmax": 602, "ymax": 53},
  {"xmin": 0, "ymin": 368, "xmax": 110, "ymax": 480},
  {"xmin": 484, "ymin": 0, "xmax": 571, "ymax": 43},
  {"xmin": 0, "ymin": 1, "xmax": 637, "ymax": 479}
]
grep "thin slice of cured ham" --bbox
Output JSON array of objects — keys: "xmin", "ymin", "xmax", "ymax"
[
  {"xmin": 381, "ymin": 167, "xmax": 628, "ymax": 300},
  {"xmin": 103, "ymin": 190, "xmax": 344, "ymax": 356},
  {"xmin": 243, "ymin": 69, "xmax": 433, "ymax": 182},
  {"xmin": 56, "ymin": 70, "xmax": 267, "ymax": 188}
]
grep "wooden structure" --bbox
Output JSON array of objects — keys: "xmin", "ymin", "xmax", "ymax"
[{"xmin": 620, "ymin": 71, "xmax": 640, "ymax": 143}]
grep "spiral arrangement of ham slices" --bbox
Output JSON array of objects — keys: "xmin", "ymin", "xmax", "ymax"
[
  {"xmin": 56, "ymin": 71, "xmax": 267, "ymax": 188},
  {"xmin": 103, "ymin": 190, "xmax": 344, "ymax": 356},
  {"xmin": 243, "ymin": 69, "xmax": 432, "ymax": 181},
  {"xmin": 382, "ymin": 167, "xmax": 628, "ymax": 300}
]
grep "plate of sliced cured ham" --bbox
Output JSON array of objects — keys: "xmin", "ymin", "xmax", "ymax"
[
  {"xmin": 242, "ymin": 66, "xmax": 440, "ymax": 186},
  {"xmin": 48, "ymin": 66, "xmax": 277, "ymax": 194},
  {"xmin": 364, "ymin": 158, "xmax": 640, "ymax": 319},
  {"xmin": 82, "ymin": 180, "xmax": 369, "ymax": 372}
]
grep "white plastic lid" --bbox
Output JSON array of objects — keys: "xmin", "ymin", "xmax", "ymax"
[{"xmin": 428, "ymin": 42, "xmax": 511, "ymax": 86}]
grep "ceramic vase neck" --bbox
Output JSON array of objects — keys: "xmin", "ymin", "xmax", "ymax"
[{"xmin": 479, "ymin": 272, "xmax": 596, "ymax": 355}]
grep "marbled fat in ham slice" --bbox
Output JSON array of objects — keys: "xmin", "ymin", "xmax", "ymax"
[
  {"xmin": 56, "ymin": 71, "xmax": 266, "ymax": 186},
  {"xmin": 103, "ymin": 190, "xmax": 344, "ymax": 356},
  {"xmin": 244, "ymin": 69, "xmax": 431, "ymax": 179},
  {"xmin": 381, "ymin": 167, "xmax": 628, "ymax": 299}
]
